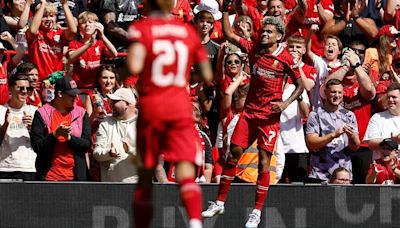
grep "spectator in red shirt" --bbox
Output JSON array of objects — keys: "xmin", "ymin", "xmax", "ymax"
[
  {"xmin": 67, "ymin": 11, "xmax": 117, "ymax": 93},
  {"xmin": 26, "ymin": 0, "xmax": 77, "ymax": 83},
  {"xmin": 0, "ymin": 31, "xmax": 25, "ymax": 105},
  {"xmin": 366, "ymin": 138, "xmax": 400, "ymax": 184}
]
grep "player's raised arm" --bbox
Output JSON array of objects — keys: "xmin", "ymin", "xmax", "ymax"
[{"xmin": 127, "ymin": 42, "xmax": 146, "ymax": 76}]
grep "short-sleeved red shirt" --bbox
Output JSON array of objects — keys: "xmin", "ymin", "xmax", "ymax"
[
  {"xmin": 128, "ymin": 17, "xmax": 209, "ymax": 120},
  {"xmin": 69, "ymin": 40, "xmax": 112, "ymax": 91},
  {"xmin": 239, "ymin": 39, "xmax": 300, "ymax": 119},
  {"xmin": 26, "ymin": 28, "xmax": 68, "ymax": 83},
  {"xmin": 285, "ymin": 0, "xmax": 334, "ymax": 56},
  {"xmin": 343, "ymin": 82, "xmax": 372, "ymax": 147}
]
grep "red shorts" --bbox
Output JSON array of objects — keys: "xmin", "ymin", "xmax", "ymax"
[
  {"xmin": 137, "ymin": 115, "xmax": 202, "ymax": 169},
  {"xmin": 231, "ymin": 112, "xmax": 280, "ymax": 153}
]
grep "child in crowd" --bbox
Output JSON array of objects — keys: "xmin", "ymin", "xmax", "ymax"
[
  {"xmin": 26, "ymin": 0, "xmax": 77, "ymax": 83},
  {"xmin": 67, "ymin": 11, "xmax": 117, "ymax": 94}
]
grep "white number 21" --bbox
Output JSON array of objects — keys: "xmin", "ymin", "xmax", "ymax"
[{"xmin": 151, "ymin": 40, "xmax": 188, "ymax": 87}]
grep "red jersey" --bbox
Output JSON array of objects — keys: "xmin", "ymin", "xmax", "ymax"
[
  {"xmin": 239, "ymin": 39, "xmax": 300, "ymax": 119},
  {"xmin": 26, "ymin": 28, "xmax": 68, "ymax": 83},
  {"xmin": 0, "ymin": 62, "xmax": 8, "ymax": 105},
  {"xmin": 246, "ymin": 6, "xmax": 264, "ymax": 35},
  {"xmin": 367, "ymin": 159, "xmax": 400, "ymax": 184},
  {"xmin": 343, "ymin": 82, "xmax": 372, "ymax": 147},
  {"xmin": 285, "ymin": 0, "xmax": 334, "ymax": 56},
  {"xmin": 287, "ymin": 62, "xmax": 317, "ymax": 84},
  {"xmin": 128, "ymin": 17, "xmax": 208, "ymax": 120},
  {"xmin": 69, "ymin": 40, "xmax": 113, "ymax": 91},
  {"xmin": 171, "ymin": 0, "xmax": 194, "ymax": 23},
  {"xmin": 210, "ymin": 20, "xmax": 224, "ymax": 44},
  {"xmin": 395, "ymin": 9, "xmax": 400, "ymax": 47}
]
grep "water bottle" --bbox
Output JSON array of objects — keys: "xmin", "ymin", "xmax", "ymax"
[{"xmin": 94, "ymin": 89, "xmax": 107, "ymax": 119}]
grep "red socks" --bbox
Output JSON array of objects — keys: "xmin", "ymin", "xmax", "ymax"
[
  {"xmin": 213, "ymin": 156, "xmax": 226, "ymax": 176},
  {"xmin": 255, "ymin": 170, "xmax": 270, "ymax": 210},
  {"xmin": 179, "ymin": 178, "xmax": 203, "ymax": 220},
  {"xmin": 133, "ymin": 185, "xmax": 153, "ymax": 228},
  {"xmin": 216, "ymin": 161, "xmax": 237, "ymax": 202}
]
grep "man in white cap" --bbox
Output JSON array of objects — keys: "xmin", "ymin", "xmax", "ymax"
[{"xmin": 93, "ymin": 88, "xmax": 139, "ymax": 183}]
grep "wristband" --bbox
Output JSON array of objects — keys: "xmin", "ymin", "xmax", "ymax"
[
  {"xmin": 352, "ymin": 62, "xmax": 361, "ymax": 69},
  {"xmin": 297, "ymin": 95, "xmax": 303, "ymax": 101}
]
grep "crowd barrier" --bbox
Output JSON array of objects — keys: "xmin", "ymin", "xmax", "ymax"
[{"xmin": 1, "ymin": 182, "xmax": 400, "ymax": 228}]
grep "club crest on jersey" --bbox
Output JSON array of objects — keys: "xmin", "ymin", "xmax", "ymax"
[
  {"xmin": 95, "ymin": 46, "xmax": 100, "ymax": 56},
  {"xmin": 273, "ymin": 60, "xmax": 279, "ymax": 69},
  {"xmin": 54, "ymin": 35, "xmax": 60, "ymax": 43}
]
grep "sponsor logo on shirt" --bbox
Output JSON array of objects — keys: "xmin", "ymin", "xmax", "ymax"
[
  {"xmin": 304, "ymin": 17, "xmax": 320, "ymax": 25},
  {"xmin": 79, "ymin": 59, "xmax": 101, "ymax": 69},
  {"xmin": 344, "ymin": 99, "xmax": 361, "ymax": 110},
  {"xmin": 252, "ymin": 65, "xmax": 275, "ymax": 79}
]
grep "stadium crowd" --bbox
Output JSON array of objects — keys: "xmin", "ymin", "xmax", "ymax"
[
  {"xmin": 5, "ymin": 0, "xmax": 400, "ymax": 227},
  {"xmin": 1, "ymin": 0, "xmax": 400, "ymax": 186}
]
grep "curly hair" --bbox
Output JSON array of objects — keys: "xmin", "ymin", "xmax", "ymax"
[{"xmin": 262, "ymin": 16, "xmax": 285, "ymax": 36}]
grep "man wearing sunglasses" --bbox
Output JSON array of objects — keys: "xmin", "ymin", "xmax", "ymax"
[
  {"xmin": 324, "ymin": 41, "xmax": 375, "ymax": 184},
  {"xmin": 0, "ymin": 74, "xmax": 37, "ymax": 181}
]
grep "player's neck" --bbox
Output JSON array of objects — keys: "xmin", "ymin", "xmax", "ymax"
[
  {"xmin": 263, "ymin": 43, "xmax": 279, "ymax": 54},
  {"xmin": 149, "ymin": 11, "xmax": 172, "ymax": 18}
]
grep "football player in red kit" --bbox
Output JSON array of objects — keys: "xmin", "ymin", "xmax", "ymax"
[
  {"xmin": 127, "ymin": 1, "xmax": 213, "ymax": 228},
  {"xmin": 202, "ymin": 1, "xmax": 303, "ymax": 227}
]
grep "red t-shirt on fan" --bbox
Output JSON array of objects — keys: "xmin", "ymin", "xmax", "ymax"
[
  {"xmin": 239, "ymin": 38, "xmax": 300, "ymax": 119},
  {"xmin": 69, "ymin": 39, "xmax": 112, "ymax": 91},
  {"xmin": 0, "ymin": 62, "xmax": 8, "ymax": 105},
  {"xmin": 285, "ymin": 0, "xmax": 334, "ymax": 56},
  {"xmin": 26, "ymin": 28, "xmax": 68, "ymax": 83},
  {"xmin": 128, "ymin": 17, "xmax": 208, "ymax": 120}
]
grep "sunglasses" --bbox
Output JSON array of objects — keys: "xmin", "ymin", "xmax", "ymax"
[
  {"xmin": 16, "ymin": 86, "xmax": 33, "ymax": 92},
  {"xmin": 351, "ymin": 48, "xmax": 365, "ymax": 54},
  {"xmin": 226, "ymin": 59, "xmax": 241, "ymax": 65}
]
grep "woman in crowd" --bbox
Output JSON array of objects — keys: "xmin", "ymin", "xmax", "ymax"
[{"xmin": 84, "ymin": 64, "xmax": 119, "ymax": 180}]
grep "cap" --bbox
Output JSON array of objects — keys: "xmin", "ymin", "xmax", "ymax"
[
  {"xmin": 378, "ymin": 25, "xmax": 400, "ymax": 38},
  {"xmin": 193, "ymin": 0, "xmax": 222, "ymax": 20},
  {"xmin": 379, "ymin": 138, "xmax": 399, "ymax": 151},
  {"xmin": 54, "ymin": 76, "xmax": 82, "ymax": 96},
  {"xmin": 107, "ymin": 88, "xmax": 137, "ymax": 105}
]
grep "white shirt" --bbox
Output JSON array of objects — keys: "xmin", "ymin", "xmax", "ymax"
[
  {"xmin": 276, "ymin": 84, "xmax": 310, "ymax": 154},
  {"xmin": 93, "ymin": 114, "xmax": 138, "ymax": 183},
  {"xmin": 363, "ymin": 110, "xmax": 400, "ymax": 160},
  {"xmin": 0, "ymin": 104, "xmax": 37, "ymax": 172}
]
